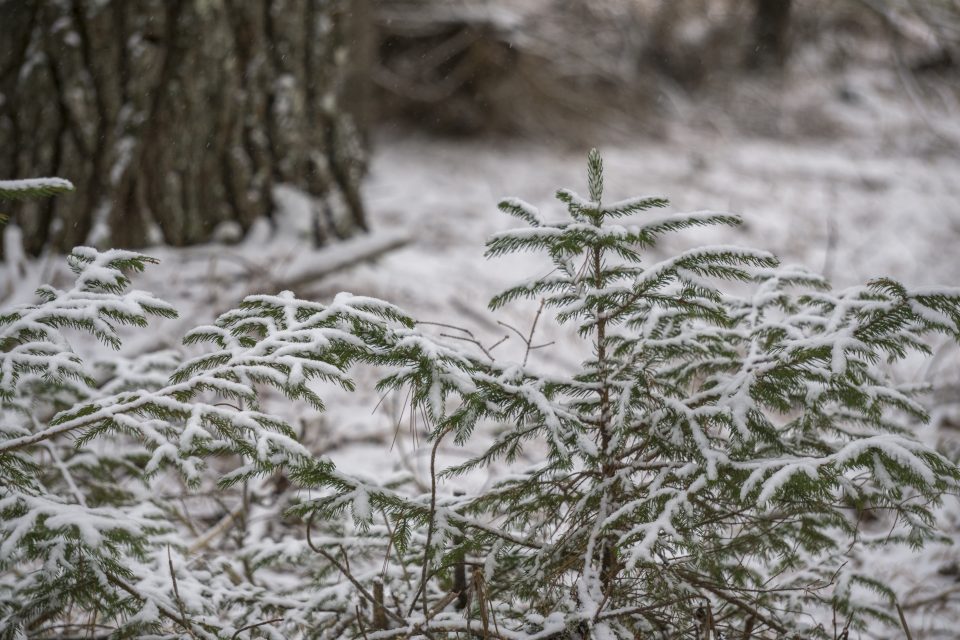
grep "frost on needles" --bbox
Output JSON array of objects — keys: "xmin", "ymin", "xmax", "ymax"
[{"xmin": 2, "ymin": 152, "xmax": 960, "ymax": 639}]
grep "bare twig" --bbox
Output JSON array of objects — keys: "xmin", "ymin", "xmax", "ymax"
[
  {"xmin": 418, "ymin": 320, "xmax": 507, "ymax": 362},
  {"xmin": 106, "ymin": 572, "xmax": 215, "ymax": 639},
  {"xmin": 356, "ymin": 604, "xmax": 371, "ymax": 640},
  {"xmin": 678, "ymin": 570, "xmax": 789, "ymax": 636},
  {"xmin": 896, "ymin": 602, "xmax": 915, "ymax": 640},
  {"xmin": 372, "ymin": 579, "xmax": 389, "ymax": 631},
  {"xmin": 306, "ymin": 514, "xmax": 406, "ymax": 626},
  {"xmin": 523, "ymin": 299, "xmax": 546, "ymax": 366},
  {"xmin": 453, "ymin": 531, "xmax": 469, "ymax": 611},
  {"xmin": 902, "ymin": 583, "xmax": 960, "ymax": 610},
  {"xmin": 230, "ymin": 617, "xmax": 284, "ymax": 640},
  {"xmin": 167, "ymin": 547, "xmax": 199, "ymax": 640},
  {"xmin": 188, "ymin": 502, "xmax": 246, "ymax": 554},
  {"xmin": 410, "ymin": 425, "xmax": 454, "ymax": 619},
  {"xmin": 427, "ymin": 590, "xmax": 460, "ymax": 619},
  {"xmin": 44, "ymin": 440, "xmax": 86, "ymax": 506}
]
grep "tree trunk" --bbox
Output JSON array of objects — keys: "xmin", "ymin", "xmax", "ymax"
[
  {"xmin": 745, "ymin": 0, "xmax": 793, "ymax": 69},
  {"xmin": 0, "ymin": 0, "xmax": 370, "ymax": 256}
]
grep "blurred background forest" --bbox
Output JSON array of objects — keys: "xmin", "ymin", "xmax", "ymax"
[{"xmin": 2, "ymin": 0, "xmax": 959, "ymax": 254}]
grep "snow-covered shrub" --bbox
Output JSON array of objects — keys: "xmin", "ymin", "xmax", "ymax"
[
  {"xmin": 0, "ymin": 248, "xmax": 183, "ymax": 637},
  {"xmin": 2, "ymin": 152, "xmax": 959, "ymax": 638}
]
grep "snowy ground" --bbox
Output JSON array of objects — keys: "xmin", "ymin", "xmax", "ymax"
[{"xmin": 4, "ymin": 74, "xmax": 960, "ymax": 636}]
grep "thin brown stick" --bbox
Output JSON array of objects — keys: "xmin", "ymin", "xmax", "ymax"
[
  {"xmin": 453, "ymin": 539, "xmax": 468, "ymax": 611},
  {"xmin": 418, "ymin": 320, "xmax": 506, "ymax": 362},
  {"xmin": 188, "ymin": 502, "xmax": 246, "ymax": 554},
  {"xmin": 106, "ymin": 572, "xmax": 212, "ymax": 639},
  {"xmin": 372, "ymin": 579, "xmax": 389, "ymax": 630},
  {"xmin": 356, "ymin": 604, "xmax": 371, "ymax": 640},
  {"xmin": 167, "ymin": 547, "xmax": 198, "ymax": 640},
  {"xmin": 474, "ymin": 568, "xmax": 492, "ymax": 640},
  {"xmin": 230, "ymin": 617, "xmax": 284, "ymax": 640},
  {"xmin": 306, "ymin": 514, "xmax": 405, "ymax": 626},
  {"xmin": 410, "ymin": 425, "xmax": 454, "ymax": 619},
  {"xmin": 523, "ymin": 299, "xmax": 546, "ymax": 366},
  {"xmin": 679, "ymin": 571, "xmax": 789, "ymax": 636},
  {"xmin": 427, "ymin": 590, "xmax": 460, "ymax": 619},
  {"xmin": 896, "ymin": 602, "xmax": 914, "ymax": 640}
]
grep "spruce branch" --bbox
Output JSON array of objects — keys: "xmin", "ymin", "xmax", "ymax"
[{"xmin": 0, "ymin": 177, "xmax": 74, "ymax": 201}]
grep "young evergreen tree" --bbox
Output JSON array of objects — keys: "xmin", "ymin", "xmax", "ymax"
[{"xmin": 2, "ymin": 154, "xmax": 959, "ymax": 638}]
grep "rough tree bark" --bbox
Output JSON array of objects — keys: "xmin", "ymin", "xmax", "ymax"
[{"xmin": 0, "ymin": 0, "xmax": 369, "ymax": 256}]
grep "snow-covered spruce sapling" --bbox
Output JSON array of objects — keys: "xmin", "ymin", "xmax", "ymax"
[
  {"xmin": 3, "ymin": 152, "xmax": 960, "ymax": 639},
  {"xmin": 276, "ymin": 150, "xmax": 960, "ymax": 638}
]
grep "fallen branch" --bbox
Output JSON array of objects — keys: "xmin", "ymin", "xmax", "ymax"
[
  {"xmin": 188, "ymin": 502, "xmax": 247, "ymax": 554},
  {"xmin": 277, "ymin": 230, "xmax": 411, "ymax": 291}
]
